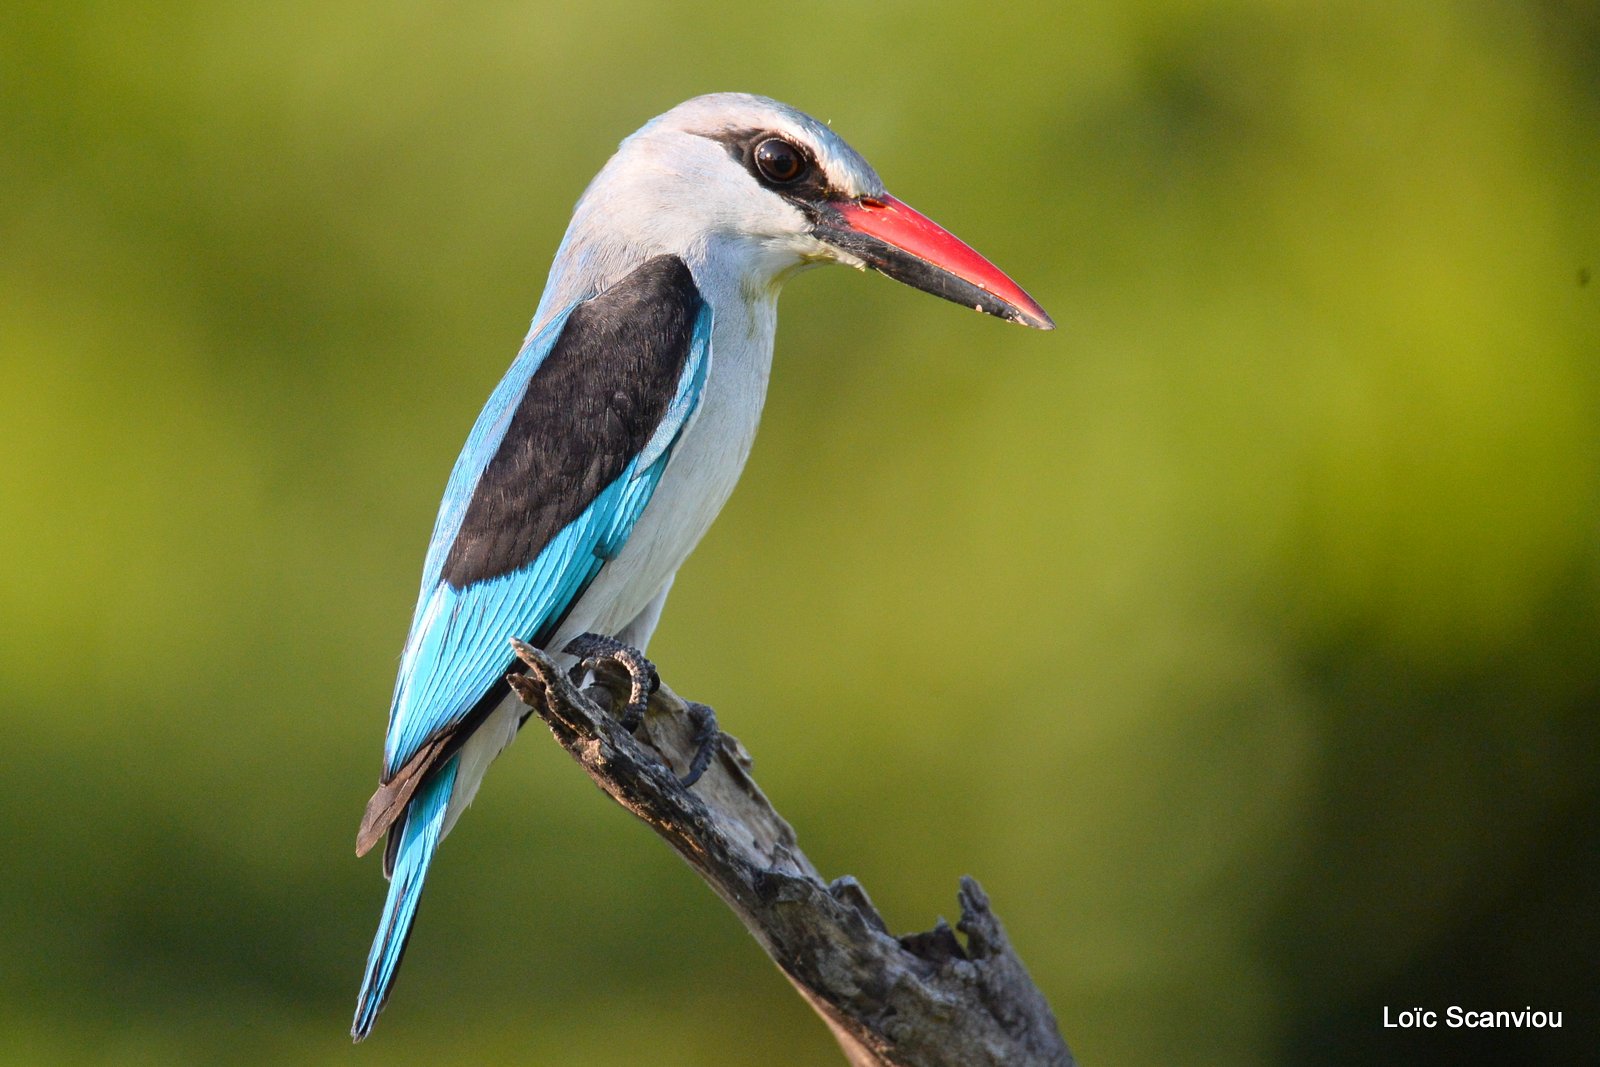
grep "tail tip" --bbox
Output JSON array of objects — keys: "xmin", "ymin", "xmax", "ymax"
[{"xmin": 351, "ymin": 997, "xmax": 380, "ymax": 1042}]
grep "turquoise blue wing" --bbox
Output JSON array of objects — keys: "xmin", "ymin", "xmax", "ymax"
[{"xmin": 380, "ymin": 300, "xmax": 712, "ymax": 778}]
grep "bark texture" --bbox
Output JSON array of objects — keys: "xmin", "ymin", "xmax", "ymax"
[{"xmin": 508, "ymin": 640, "xmax": 1076, "ymax": 1067}]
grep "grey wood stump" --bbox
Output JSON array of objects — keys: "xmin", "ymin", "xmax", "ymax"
[{"xmin": 508, "ymin": 639, "xmax": 1076, "ymax": 1067}]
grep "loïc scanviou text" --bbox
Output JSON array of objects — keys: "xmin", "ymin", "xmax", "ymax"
[{"xmin": 1383, "ymin": 1006, "xmax": 1562, "ymax": 1028}]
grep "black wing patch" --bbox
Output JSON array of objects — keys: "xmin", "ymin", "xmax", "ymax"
[{"xmin": 441, "ymin": 254, "xmax": 703, "ymax": 589}]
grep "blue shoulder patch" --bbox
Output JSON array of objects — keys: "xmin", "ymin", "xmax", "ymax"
[{"xmin": 414, "ymin": 308, "xmax": 575, "ymax": 605}]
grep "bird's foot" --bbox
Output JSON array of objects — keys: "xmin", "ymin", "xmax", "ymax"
[
  {"xmin": 679, "ymin": 700, "xmax": 720, "ymax": 788},
  {"xmin": 563, "ymin": 633, "xmax": 658, "ymax": 732},
  {"xmin": 559, "ymin": 634, "xmax": 718, "ymax": 788}
]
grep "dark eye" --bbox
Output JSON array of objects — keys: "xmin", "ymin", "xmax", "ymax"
[{"xmin": 753, "ymin": 138, "xmax": 805, "ymax": 184}]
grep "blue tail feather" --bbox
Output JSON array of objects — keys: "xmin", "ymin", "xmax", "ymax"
[{"xmin": 351, "ymin": 756, "xmax": 459, "ymax": 1041}]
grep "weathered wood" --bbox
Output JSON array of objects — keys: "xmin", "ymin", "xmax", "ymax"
[{"xmin": 507, "ymin": 640, "xmax": 1076, "ymax": 1067}]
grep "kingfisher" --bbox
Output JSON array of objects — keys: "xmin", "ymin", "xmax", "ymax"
[{"xmin": 350, "ymin": 92, "xmax": 1053, "ymax": 1039}]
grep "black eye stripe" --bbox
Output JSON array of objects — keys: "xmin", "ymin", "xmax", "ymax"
[{"xmin": 700, "ymin": 126, "xmax": 842, "ymax": 205}]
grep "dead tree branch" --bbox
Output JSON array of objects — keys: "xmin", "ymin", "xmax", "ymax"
[{"xmin": 507, "ymin": 641, "xmax": 1076, "ymax": 1067}]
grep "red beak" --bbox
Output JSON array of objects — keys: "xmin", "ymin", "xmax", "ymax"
[{"xmin": 815, "ymin": 194, "xmax": 1054, "ymax": 330}]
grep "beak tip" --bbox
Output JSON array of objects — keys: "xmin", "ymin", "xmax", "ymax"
[{"xmin": 1009, "ymin": 301, "xmax": 1055, "ymax": 331}]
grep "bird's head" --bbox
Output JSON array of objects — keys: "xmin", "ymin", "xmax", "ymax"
[{"xmin": 556, "ymin": 93, "xmax": 1053, "ymax": 330}]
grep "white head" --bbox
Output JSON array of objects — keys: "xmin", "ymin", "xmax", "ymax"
[{"xmin": 534, "ymin": 93, "xmax": 1052, "ymax": 331}]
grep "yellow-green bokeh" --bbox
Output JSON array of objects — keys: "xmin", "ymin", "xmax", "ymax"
[{"xmin": 2, "ymin": 2, "xmax": 1596, "ymax": 1064}]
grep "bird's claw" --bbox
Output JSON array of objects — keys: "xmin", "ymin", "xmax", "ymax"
[
  {"xmin": 559, "ymin": 634, "xmax": 715, "ymax": 790},
  {"xmin": 563, "ymin": 633, "xmax": 659, "ymax": 732},
  {"xmin": 679, "ymin": 701, "xmax": 720, "ymax": 788}
]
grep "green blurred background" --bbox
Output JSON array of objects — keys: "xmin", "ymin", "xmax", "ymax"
[{"xmin": 3, "ymin": 1, "xmax": 1597, "ymax": 1064}]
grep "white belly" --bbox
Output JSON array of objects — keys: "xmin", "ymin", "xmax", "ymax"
[{"xmin": 547, "ymin": 291, "xmax": 776, "ymax": 652}]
